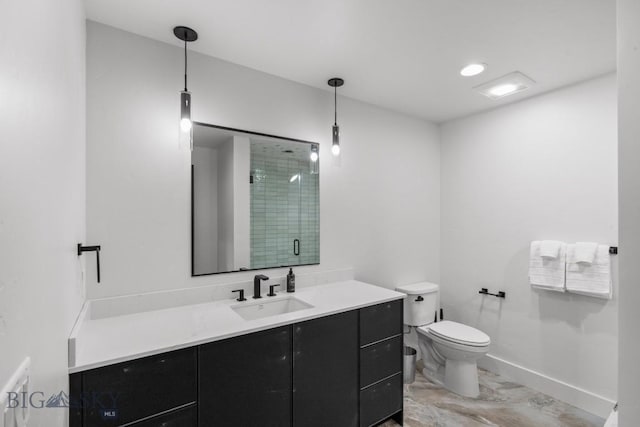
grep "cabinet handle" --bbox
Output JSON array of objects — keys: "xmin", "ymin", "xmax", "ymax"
[{"xmin": 293, "ymin": 239, "xmax": 300, "ymax": 256}]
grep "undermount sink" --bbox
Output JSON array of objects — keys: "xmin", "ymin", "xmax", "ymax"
[{"xmin": 232, "ymin": 296, "xmax": 313, "ymax": 321}]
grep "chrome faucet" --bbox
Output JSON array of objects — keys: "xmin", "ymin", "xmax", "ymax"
[{"xmin": 253, "ymin": 275, "xmax": 269, "ymax": 299}]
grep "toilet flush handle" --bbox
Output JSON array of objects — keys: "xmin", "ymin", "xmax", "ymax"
[{"xmin": 415, "ymin": 296, "xmax": 424, "ymax": 302}]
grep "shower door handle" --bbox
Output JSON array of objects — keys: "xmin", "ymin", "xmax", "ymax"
[{"xmin": 293, "ymin": 239, "xmax": 300, "ymax": 256}]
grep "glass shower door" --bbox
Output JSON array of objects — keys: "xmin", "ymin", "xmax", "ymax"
[{"xmin": 250, "ymin": 141, "xmax": 317, "ymax": 269}]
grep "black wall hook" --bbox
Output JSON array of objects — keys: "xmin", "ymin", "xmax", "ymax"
[
  {"xmin": 78, "ymin": 244, "xmax": 101, "ymax": 283},
  {"xmin": 479, "ymin": 288, "xmax": 506, "ymax": 299}
]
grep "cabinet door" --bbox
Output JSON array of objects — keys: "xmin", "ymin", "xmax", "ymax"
[
  {"xmin": 293, "ymin": 311, "xmax": 358, "ymax": 427},
  {"xmin": 199, "ymin": 326, "xmax": 292, "ymax": 427},
  {"xmin": 360, "ymin": 300, "xmax": 403, "ymax": 346},
  {"xmin": 130, "ymin": 404, "xmax": 197, "ymax": 427},
  {"xmin": 360, "ymin": 335, "xmax": 403, "ymax": 387},
  {"xmin": 81, "ymin": 348, "xmax": 197, "ymax": 427},
  {"xmin": 360, "ymin": 374, "xmax": 403, "ymax": 427}
]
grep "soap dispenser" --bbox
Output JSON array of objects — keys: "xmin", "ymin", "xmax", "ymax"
[{"xmin": 286, "ymin": 268, "xmax": 295, "ymax": 293}]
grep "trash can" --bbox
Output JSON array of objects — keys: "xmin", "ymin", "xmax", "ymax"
[{"xmin": 403, "ymin": 346, "xmax": 417, "ymax": 384}]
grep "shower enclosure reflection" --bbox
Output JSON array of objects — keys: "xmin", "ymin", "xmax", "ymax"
[{"xmin": 191, "ymin": 123, "xmax": 320, "ymax": 276}]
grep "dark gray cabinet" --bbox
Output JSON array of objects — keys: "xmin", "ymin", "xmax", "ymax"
[
  {"xmin": 199, "ymin": 325, "xmax": 292, "ymax": 427},
  {"xmin": 70, "ymin": 348, "xmax": 197, "ymax": 427},
  {"xmin": 70, "ymin": 300, "xmax": 403, "ymax": 427},
  {"xmin": 360, "ymin": 299, "xmax": 403, "ymax": 346},
  {"xmin": 130, "ymin": 404, "xmax": 197, "ymax": 426},
  {"xmin": 360, "ymin": 335, "xmax": 403, "ymax": 387},
  {"xmin": 360, "ymin": 374, "xmax": 403, "ymax": 427},
  {"xmin": 359, "ymin": 300, "xmax": 404, "ymax": 427},
  {"xmin": 293, "ymin": 311, "xmax": 359, "ymax": 427}
]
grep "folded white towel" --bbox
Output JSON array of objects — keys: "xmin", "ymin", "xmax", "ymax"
[
  {"xmin": 540, "ymin": 240, "xmax": 564, "ymax": 259},
  {"xmin": 529, "ymin": 241, "xmax": 567, "ymax": 292},
  {"xmin": 574, "ymin": 242, "xmax": 599, "ymax": 264},
  {"xmin": 566, "ymin": 244, "xmax": 612, "ymax": 299}
]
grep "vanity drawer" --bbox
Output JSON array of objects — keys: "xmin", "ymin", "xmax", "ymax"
[
  {"xmin": 359, "ymin": 373, "xmax": 403, "ymax": 427},
  {"xmin": 82, "ymin": 348, "xmax": 197, "ymax": 426},
  {"xmin": 359, "ymin": 300, "xmax": 403, "ymax": 346},
  {"xmin": 360, "ymin": 335, "xmax": 402, "ymax": 388},
  {"xmin": 130, "ymin": 404, "xmax": 197, "ymax": 427}
]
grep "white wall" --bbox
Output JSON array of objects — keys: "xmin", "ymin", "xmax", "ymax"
[
  {"xmin": 192, "ymin": 146, "xmax": 218, "ymax": 273},
  {"xmin": 217, "ymin": 138, "xmax": 234, "ymax": 271},
  {"xmin": 86, "ymin": 21, "xmax": 440, "ymax": 299},
  {"xmin": 441, "ymin": 75, "xmax": 618, "ymax": 416},
  {"xmin": 0, "ymin": 1, "xmax": 86, "ymax": 426},
  {"xmin": 232, "ymin": 136, "xmax": 250, "ymax": 270},
  {"xmin": 617, "ymin": 0, "xmax": 640, "ymax": 423}
]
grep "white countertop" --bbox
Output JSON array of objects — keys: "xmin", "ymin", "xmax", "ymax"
[{"xmin": 69, "ymin": 280, "xmax": 405, "ymax": 373}]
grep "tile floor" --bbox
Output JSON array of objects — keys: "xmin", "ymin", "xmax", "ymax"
[{"xmin": 381, "ymin": 365, "xmax": 605, "ymax": 427}]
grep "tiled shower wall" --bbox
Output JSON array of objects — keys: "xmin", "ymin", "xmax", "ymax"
[{"xmin": 250, "ymin": 145, "xmax": 320, "ymax": 269}]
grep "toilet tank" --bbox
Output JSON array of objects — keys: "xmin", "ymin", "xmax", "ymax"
[{"xmin": 395, "ymin": 282, "xmax": 439, "ymax": 326}]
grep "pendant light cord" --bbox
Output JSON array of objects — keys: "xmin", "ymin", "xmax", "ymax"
[
  {"xmin": 184, "ymin": 37, "xmax": 188, "ymax": 91},
  {"xmin": 334, "ymin": 85, "xmax": 337, "ymax": 126}
]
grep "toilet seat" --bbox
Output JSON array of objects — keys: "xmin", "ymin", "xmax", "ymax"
[{"xmin": 419, "ymin": 321, "xmax": 490, "ymax": 347}]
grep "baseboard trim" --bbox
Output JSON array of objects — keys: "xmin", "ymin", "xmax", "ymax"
[{"xmin": 478, "ymin": 354, "xmax": 615, "ymax": 419}]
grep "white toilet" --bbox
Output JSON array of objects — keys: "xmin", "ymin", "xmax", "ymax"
[{"xmin": 396, "ymin": 282, "xmax": 490, "ymax": 398}]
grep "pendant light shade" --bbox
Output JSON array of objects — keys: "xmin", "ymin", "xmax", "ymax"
[
  {"xmin": 328, "ymin": 78, "xmax": 344, "ymax": 157},
  {"xmin": 174, "ymin": 26, "xmax": 198, "ymax": 150},
  {"xmin": 310, "ymin": 143, "xmax": 319, "ymax": 162},
  {"xmin": 331, "ymin": 124, "xmax": 340, "ymax": 156},
  {"xmin": 310, "ymin": 143, "xmax": 319, "ymax": 174},
  {"xmin": 180, "ymin": 91, "xmax": 192, "ymax": 132}
]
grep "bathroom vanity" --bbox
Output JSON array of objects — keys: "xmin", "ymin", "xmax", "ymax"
[{"xmin": 68, "ymin": 280, "xmax": 404, "ymax": 427}]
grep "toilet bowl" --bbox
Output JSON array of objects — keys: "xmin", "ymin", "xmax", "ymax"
[
  {"xmin": 395, "ymin": 282, "xmax": 490, "ymax": 398},
  {"xmin": 417, "ymin": 320, "xmax": 489, "ymax": 397}
]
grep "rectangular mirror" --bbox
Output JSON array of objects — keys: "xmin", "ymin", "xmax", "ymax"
[{"xmin": 191, "ymin": 123, "xmax": 320, "ymax": 276}]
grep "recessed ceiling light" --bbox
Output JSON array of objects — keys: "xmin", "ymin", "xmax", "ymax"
[
  {"xmin": 460, "ymin": 63, "xmax": 486, "ymax": 77},
  {"xmin": 474, "ymin": 71, "xmax": 536, "ymax": 100},
  {"xmin": 489, "ymin": 83, "xmax": 519, "ymax": 97}
]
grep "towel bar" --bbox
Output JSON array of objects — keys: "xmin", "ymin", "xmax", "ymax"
[
  {"xmin": 479, "ymin": 288, "xmax": 506, "ymax": 299},
  {"xmin": 78, "ymin": 243, "xmax": 101, "ymax": 283}
]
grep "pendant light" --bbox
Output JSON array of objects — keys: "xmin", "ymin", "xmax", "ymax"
[
  {"xmin": 310, "ymin": 143, "xmax": 319, "ymax": 162},
  {"xmin": 309, "ymin": 143, "xmax": 319, "ymax": 174},
  {"xmin": 328, "ymin": 78, "xmax": 344, "ymax": 156},
  {"xmin": 174, "ymin": 26, "xmax": 198, "ymax": 150}
]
